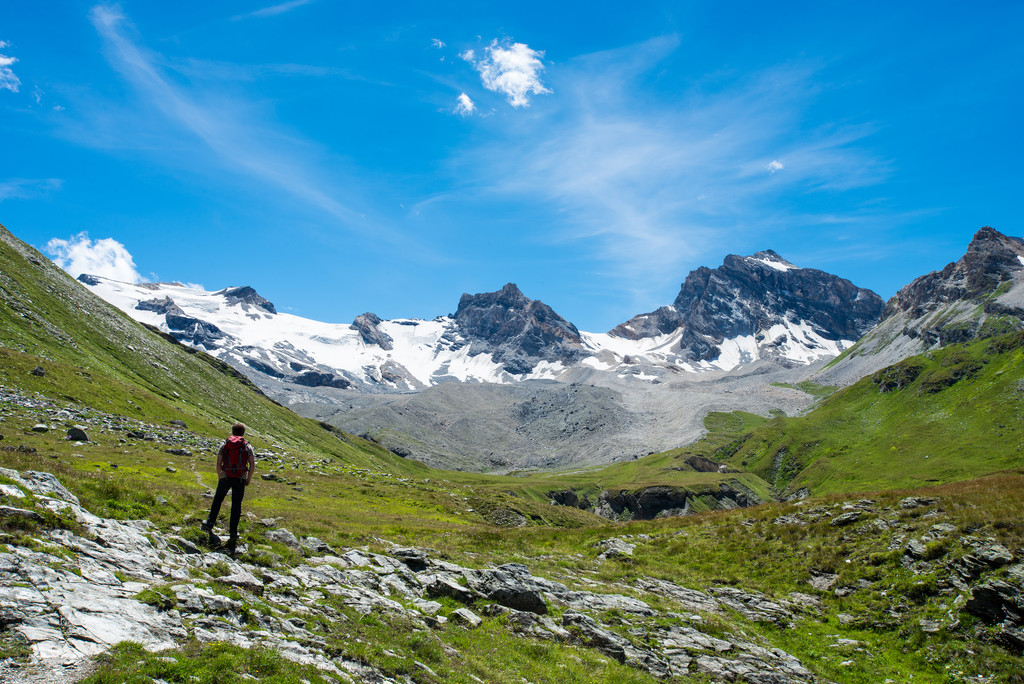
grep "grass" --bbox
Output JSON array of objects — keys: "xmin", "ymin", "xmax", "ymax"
[
  {"xmin": 717, "ymin": 331, "xmax": 1024, "ymax": 496},
  {"xmin": 3, "ymin": 222, "xmax": 1024, "ymax": 681},
  {"xmin": 82, "ymin": 640, "xmax": 336, "ymax": 684}
]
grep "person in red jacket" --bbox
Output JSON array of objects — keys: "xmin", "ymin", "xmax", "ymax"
[{"xmin": 201, "ymin": 422, "xmax": 256, "ymax": 552}]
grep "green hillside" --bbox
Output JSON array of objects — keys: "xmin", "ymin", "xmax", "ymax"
[{"xmin": 715, "ymin": 331, "xmax": 1024, "ymax": 496}]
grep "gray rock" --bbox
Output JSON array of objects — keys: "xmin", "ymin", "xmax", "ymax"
[
  {"xmin": 423, "ymin": 575, "xmax": 478, "ymax": 604},
  {"xmin": 900, "ymin": 496, "xmax": 938, "ymax": 509},
  {"xmin": 709, "ymin": 587, "xmax": 794, "ymax": 624},
  {"xmin": 66, "ymin": 426, "xmax": 89, "ymax": 442},
  {"xmin": 635, "ymin": 577, "xmax": 720, "ymax": 614},
  {"xmin": 597, "ymin": 537, "xmax": 636, "ymax": 559},
  {"xmin": 808, "ymin": 572, "xmax": 839, "ymax": 591},
  {"xmin": 830, "ymin": 510, "xmax": 863, "ymax": 527},
  {"xmin": 465, "ymin": 564, "xmax": 554, "ymax": 615},
  {"xmin": 266, "ymin": 528, "xmax": 301, "ymax": 549},
  {"xmin": 905, "ymin": 539, "xmax": 928, "ymax": 559},
  {"xmin": 966, "ymin": 580, "xmax": 1023, "ymax": 625},
  {"xmin": 451, "ymin": 608, "xmax": 482, "ymax": 628},
  {"xmin": 32, "ymin": 424, "xmax": 49, "ymax": 433},
  {"xmin": 0, "ymin": 506, "xmax": 44, "ymax": 522}
]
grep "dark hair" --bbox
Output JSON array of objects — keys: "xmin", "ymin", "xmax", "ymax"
[{"xmin": 231, "ymin": 422, "xmax": 246, "ymax": 436}]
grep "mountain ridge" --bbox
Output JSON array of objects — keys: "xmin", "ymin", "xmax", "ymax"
[
  {"xmin": 77, "ymin": 248, "xmax": 882, "ymax": 398},
  {"xmin": 815, "ymin": 226, "xmax": 1024, "ymax": 386}
]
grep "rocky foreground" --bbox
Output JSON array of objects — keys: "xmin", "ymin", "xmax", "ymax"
[
  {"xmin": 0, "ymin": 468, "xmax": 831, "ymax": 683},
  {"xmin": 0, "ymin": 468, "xmax": 1022, "ymax": 683}
]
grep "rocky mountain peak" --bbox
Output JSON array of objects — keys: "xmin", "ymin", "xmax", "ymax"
[
  {"xmin": 456, "ymin": 282, "xmax": 531, "ymax": 315},
  {"xmin": 351, "ymin": 312, "xmax": 394, "ymax": 351},
  {"xmin": 612, "ymin": 251, "xmax": 884, "ymax": 365},
  {"xmin": 219, "ymin": 286, "xmax": 277, "ymax": 314},
  {"xmin": 454, "ymin": 283, "xmax": 584, "ymax": 375},
  {"xmin": 815, "ymin": 226, "xmax": 1024, "ymax": 388},
  {"xmin": 884, "ymin": 226, "xmax": 1024, "ymax": 319}
]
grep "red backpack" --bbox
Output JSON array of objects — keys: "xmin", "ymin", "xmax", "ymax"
[{"xmin": 221, "ymin": 436, "xmax": 250, "ymax": 478}]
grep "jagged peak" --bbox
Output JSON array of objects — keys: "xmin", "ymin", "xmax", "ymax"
[
  {"xmin": 742, "ymin": 250, "xmax": 798, "ymax": 272},
  {"xmin": 966, "ymin": 226, "xmax": 1024, "ymax": 255},
  {"xmin": 456, "ymin": 282, "xmax": 530, "ymax": 313}
]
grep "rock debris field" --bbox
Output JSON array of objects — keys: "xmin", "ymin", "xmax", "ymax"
[{"xmin": 0, "ymin": 468, "xmax": 833, "ymax": 683}]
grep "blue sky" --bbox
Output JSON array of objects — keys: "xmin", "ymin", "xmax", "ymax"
[{"xmin": 2, "ymin": 1, "xmax": 1022, "ymax": 331}]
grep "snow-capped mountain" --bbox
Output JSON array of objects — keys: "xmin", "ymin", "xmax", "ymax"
[
  {"xmin": 599, "ymin": 250, "xmax": 884, "ymax": 369},
  {"xmin": 78, "ymin": 250, "xmax": 883, "ymax": 395}
]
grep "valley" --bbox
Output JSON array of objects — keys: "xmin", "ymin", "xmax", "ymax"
[{"xmin": 1, "ymin": 222, "xmax": 1023, "ymax": 682}]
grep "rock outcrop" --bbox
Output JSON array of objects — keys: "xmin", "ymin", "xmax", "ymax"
[
  {"xmin": 350, "ymin": 312, "xmax": 394, "ymax": 350},
  {"xmin": 817, "ymin": 227, "xmax": 1024, "ymax": 386},
  {"xmin": 611, "ymin": 250, "xmax": 885, "ymax": 365},
  {"xmin": 454, "ymin": 283, "xmax": 585, "ymax": 375},
  {"xmin": 220, "ymin": 286, "xmax": 277, "ymax": 314},
  {"xmin": 0, "ymin": 469, "xmax": 826, "ymax": 683}
]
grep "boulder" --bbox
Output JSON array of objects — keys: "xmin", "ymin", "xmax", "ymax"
[
  {"xmin": 597, "ymin": 537, "xmax": 636, "ymax": 560},
  {"xmin": 266, "ymin": 528, "xmax": 301, "ymax": 549},
  {"xmin": 829, "ymin": 511, "xmax": 862, "ymax": 527},
  {"xmin": 66, "ymin": 426, "xmax": 89, "ymax": 442},
  {"xmin": 966, "ymin": 580, "xmax": 1023, "ymax": 625},
  {"xmin": 451, "ymin": 608, "xmax": 482, "ymax": 629}
]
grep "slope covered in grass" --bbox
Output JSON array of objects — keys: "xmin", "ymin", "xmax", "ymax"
[{"xmin": 716, "ymin": 331, "xmax": 1024, "ymax": 496}]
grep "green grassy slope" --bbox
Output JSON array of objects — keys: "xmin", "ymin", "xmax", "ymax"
[
  {"xmin": 715, "ymin": 331, "xmax": 1024, "ymax": 496},
  {"xmin": 0, "ymin": 224, "xmax": 408, "ymax": 471},
  {"xmin": 0, "ymin": 223, "xmax": 609, "ymax": 536}
]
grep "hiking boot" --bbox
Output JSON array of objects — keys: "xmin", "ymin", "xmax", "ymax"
[
  {"xmin": 225, "ymin": 537, "xmax": 238, "ymax": 554},
  {"xmin": 207, "ymin": 531, "xmax": 220, "ymax": 548},
  {"xmin": 200, "ymin": 521, "xmax": 213, "ymax": 533}
]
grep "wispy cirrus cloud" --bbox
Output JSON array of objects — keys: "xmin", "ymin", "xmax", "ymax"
[
  {"xmin": 0, "ymin": 178, "xmax": 63, "ymax": 202},
  {"xmin": 232, "ymin": 0, "xmax": 315, "ymax": 21},
  {"xmin": 0, "ymin": 40, "xmax": 21, "ymax": 92},
  {"xmin": 449, "ymin": 37, "xmax": 889, "ymax": 308},
  {"xmin": 463, "ymin": 40, "xmax": 551, "ymax": 107},
  {"xmin": 78, "ymin": 4, "xmax": 414, "ymax": 248}
]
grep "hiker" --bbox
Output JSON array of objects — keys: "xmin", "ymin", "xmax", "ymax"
[{"xmin": 202, "ymin": 422, "xmax": 256, "ymax": 552}]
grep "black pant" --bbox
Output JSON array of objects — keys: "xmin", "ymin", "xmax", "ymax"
[{"xmin": 206, "ymin": 476, "xmax": 246, "ymax": 539}]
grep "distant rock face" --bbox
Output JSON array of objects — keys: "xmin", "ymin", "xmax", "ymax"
[
  {"xmin": 884, "ymin": 227, "xmax": 1024, "ymax": 335},
  {"xmin": 136, "ymin": 296, "xmax": 184, "ymax": 316},
  {"xmin": 76, "ymin": 274, "xmax": 103, "ymax": 286},
  {"xmin": 817, "ymin": 227, "xmax": 1024, "ymax": 386},
  {"xmin": 454, "ymin": 283, "xmax": 585, "ymax": 375},
  {"xmin": 612, "ymin": 250, "xmax": 885, "ymax": 364},
  {"xmin": 220, "ymin": 286, "xmax": 276, "ymax": 314},
  {"xmin": 351, "ymin": 312, "xmax": 394, "ymax": 351},
  {"xmin": 165, "ymin": 314, "xmax": 225, "ymax": 349}
]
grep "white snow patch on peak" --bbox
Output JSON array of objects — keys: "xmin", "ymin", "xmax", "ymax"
[
  {"xmin": 748, "ymin": 253, "xmax": 798, "ymax": 272},
  {"xmin": 1017, "ymin": 255, "xmax": 1024, "ymax": 267}
]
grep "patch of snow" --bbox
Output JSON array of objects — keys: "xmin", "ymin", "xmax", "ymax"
[
  {"xmin": 1018, "ymin": 255, "xmax": 1024, "ymax": 267},
  {"xmin": 749, "ymin": 256, "xmax": 797, "ymax": 272}
]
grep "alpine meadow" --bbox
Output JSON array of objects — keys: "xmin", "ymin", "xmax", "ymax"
[{"xmin": 2, "ymin": 3, "xmax": 1024, "ymax": 683}]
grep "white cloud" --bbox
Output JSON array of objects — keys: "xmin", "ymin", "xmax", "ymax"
[
  {"xmin": 455, "ymin": 92, "xmax": 476, "ymax": 116},
  {"xmin": 447, "ymin": 37, "xmax": 888, "ymax": 305},
  {"xmin": 467, "ymin": 40, "xmax": 551, "ymax": 107},
  {"xmin": 432, "ymin": 39, "xmax": 446, "ymax": 49},
  {"xmin": 233, "ymin": 0, "xmax": 314, "ymax": 20},
  {"xmin": 0, "ymin": 41, "xmax": 20, "ymax": 93},
  {"xmin": 459, "ymin": 49, "xmax": 475, "ymax": 62},
  {"xmin": 767, "ymin": 160, "xmax": 784, "ymax": 173},
  {"xmin": 46, "ymin": 232, "xmax": 144, "ymax": 283}
]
